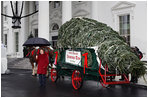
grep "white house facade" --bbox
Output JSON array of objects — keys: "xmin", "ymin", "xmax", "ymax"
[{"xmin": 1, "ymin": 1, "xmax": 147, "ymax": 61}]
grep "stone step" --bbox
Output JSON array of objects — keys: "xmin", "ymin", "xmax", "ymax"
[
  {"xmin": 8, "ymin": 58, "xmax": 24, "ymax": 65},
  {"xmin": 8, "ymin": 58, "xmax": 32, "ymax": 69}
]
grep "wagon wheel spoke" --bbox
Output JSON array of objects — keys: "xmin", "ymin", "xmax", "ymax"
[
  {"xmin": 51, "ymin": 68, "xmax": 58, "ymax": 82},
  {"xmin": 76, "ymin": 81, "xmax": 81, "ymax": 87},
  {"xmin": 75, "ymin": 80, "xmax": 80, "ymax": 88},
  {"xmin": 72, "ymin": 70, "xmax": 83, "ymax": 90},
  {"xmin": 73, "ymin": 77, "xmax": 81, "ymax": 81},
  {"xmin": 76, "ymin": 81, "xmax": 78, "ymax": 87}
]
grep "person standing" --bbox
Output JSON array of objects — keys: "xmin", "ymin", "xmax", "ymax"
[{"xmin": 36, "ymin": 48, "xmax": 49, "ymax": 87}]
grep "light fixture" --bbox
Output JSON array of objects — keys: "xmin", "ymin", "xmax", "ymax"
[{"xmin": 1, "ymin": 1, "xmax": 38, "ymax": 29}]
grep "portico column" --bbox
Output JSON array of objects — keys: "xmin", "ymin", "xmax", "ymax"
[
  {"xmin": 1, "ymin": 1, "xmax": 3, "ymax": 43},
  {"xmin": 91, "ymin": 1, "xmax": 99, "ymax": 21},
  {"xmin": 20, "ymin": 2, "xmax": 29, "ymax": 57},
  {"xmin": 38, "ymin": 1, "xmax": 49, "ymax": 41},
  {"xmin": 62, "ymin": 1, "xmax": 72, "ymax": 24}
]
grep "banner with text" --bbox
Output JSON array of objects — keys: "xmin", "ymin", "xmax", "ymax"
[{"xmin": 65, "ymin": 50, "xmax": 81, "ymax": 66}]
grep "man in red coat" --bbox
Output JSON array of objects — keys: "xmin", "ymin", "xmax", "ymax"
[{"xmin": 36, "ymin": 48, "xmax": 49, "ymax": 87}]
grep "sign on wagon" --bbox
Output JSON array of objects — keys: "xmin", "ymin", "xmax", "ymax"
[{"xmin": 65, "ymin": 50, "xmax": 81, "ymax": 66}]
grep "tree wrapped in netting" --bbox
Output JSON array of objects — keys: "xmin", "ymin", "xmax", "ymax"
[{"xmin": 57, "ymin": 17, "xmax": 146, "ymax": 78}]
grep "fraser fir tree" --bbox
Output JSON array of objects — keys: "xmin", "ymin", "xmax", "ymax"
[{"xmin": 57, "ymin": 17, "xmax": 146, "ymax": 78}]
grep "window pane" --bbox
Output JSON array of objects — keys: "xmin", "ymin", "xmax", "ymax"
[
  {"xmin": 127, "ymin": 24, "xmax": 130, "ymax": 29},
  {"xmin": 34, "ymin": 29, "xmax": 38, "ymax": 37},
  {"xmin": 119, "ymin": 23, "xmax": 123, "ymax": 29},
  {"xmin": 122, "ymin": 23, "xmax": 126, "ymax": 29},
  {"xmin": 15, "ymin": 32, "xmax": 19, "ymax": 52},
  {"xmin": 119, "ymin": 15, "xmax": 130, "ymax": 45},
  {"xmin": 127, "ymin": 15, "xmax": 130, "ymax": 21},
  {"xmin": 124, "ymin": 15, "xmax": 128, "ymax": 22},
  {"xmin": 127, "ymin": 29, "xmax": 130, "ymax": 34},
  {"xmin": 4, "ymin": 34, "xmax": 7, "ymax": 46}
]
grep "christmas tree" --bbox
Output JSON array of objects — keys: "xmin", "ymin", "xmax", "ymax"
[{"xmin": 57, "ymin": 17, "xmax": 146, "ymax": 78}]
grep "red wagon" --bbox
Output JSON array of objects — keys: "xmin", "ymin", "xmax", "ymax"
[{"xmin": 50, "ymin": 48, "xmax": 130, "ymax": 90}]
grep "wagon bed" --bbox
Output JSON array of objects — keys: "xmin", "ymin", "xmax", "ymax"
[{"xmin": 50, "ymin": 48, "xmax": 130, "ymax": 90}]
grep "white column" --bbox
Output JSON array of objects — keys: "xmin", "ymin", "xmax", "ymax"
[
  {"xmin": 7, "ymin": 1, "xmax": 15, "ymax": 55},
  {"xmin": 91, "ymin": 1, "xmax": 99, "ymax": 21},
  {"xmin": 38, "ymin": 1, "xmax": 49, "ymax": 41},
  {"xmin": 28, "ymin": 1, "xmax": 34, "ymax": 34},
  {"xmin": 20, "ymin": 2, "xmax": 29, "ymax": 58},
  {"xmin": 1, "ymin": 1, "xmax": 3, "ymax": 43},
  {"xmin": 24, "ymin": 2, "xmax": 29, "ymax": 41},
  {"xmin": 62, "ymin": 1, "xmax": 72, "ymax": 24}
]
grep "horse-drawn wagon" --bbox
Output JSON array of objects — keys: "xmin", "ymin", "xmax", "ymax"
[{"xmin": 50, "ymin": 48, "xmax": 130, "ymax": 90}]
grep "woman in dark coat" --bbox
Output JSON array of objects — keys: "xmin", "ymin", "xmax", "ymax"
[{"xmin": 36, "ymin": 48, "xmax": 49, "ymax": 87}]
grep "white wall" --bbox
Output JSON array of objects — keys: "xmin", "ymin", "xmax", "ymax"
[
  {"xmin": 96, "ymin": 1, "xmax": 147, "ymax": 61},
  {"xmin": 2, "ymin": 1, "xmax": 147, "ymax": 60},
  {"xmin": 3, "ymin": 2, "xmax": 15, "ymax": 56},
  {"xmin": 97, "ymin": 1, "xmax": 117, "ymax": 29},
  {"xmin": 130, "ymin": 1, "xmax": 147, "ymax": 61},
  {"xmin": 72, "ymin": 1, "xmax": 91, "ymax": 18}
]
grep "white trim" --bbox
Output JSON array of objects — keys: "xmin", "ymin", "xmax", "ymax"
[
  {"xmin": 111, "ymin": 1, "xmax": 135, "ymax": 11},
  {"xmin": 112, "ymin": 1, "xmax": 135, "ymax": 46},
  {"xmin": 112, "ymin": 2, "xmax": 135, "ymax": 31}
]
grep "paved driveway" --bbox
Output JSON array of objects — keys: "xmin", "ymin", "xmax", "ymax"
[{"xmin": 1, "ymin": 68, "xmax": 147, "ymax": 97}]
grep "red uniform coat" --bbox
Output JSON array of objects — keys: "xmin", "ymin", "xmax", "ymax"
[{"xmin": 37, "ymin": 54, "xmax": 49, "ymax": 74}]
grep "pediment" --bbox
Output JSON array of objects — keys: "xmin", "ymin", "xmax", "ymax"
[{"xmin": 112, "ymin": 1, "xmax": 135, "ymax": 10}]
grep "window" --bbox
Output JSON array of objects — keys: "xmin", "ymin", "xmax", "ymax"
[
  {"xmin": 52, "ymin": 36, "xmax": 58, "ymax": 48},
  {"xmin": 52, "ymin": 41, "xmax": 57, "ymax": 49},
  {"xmin": 15, "ymin": 32, "xmax": 19, "ymax": 52},
  {"xmin": 119, "ymin": 15, "xmax": 130, "ymax": 45},
  {"xmin": 3, "ymin": 6, "xmax": 7, "ymax": 21},
  {"xmin": 34, "ymin": 29, "xmax": 38, "ymax": 37},
  {"xmin": 4, "ymin": 34, "xmax": 7, "ymax": 47},
  {"xmin": 52, "ymin": 23, "xmax": 59, "ymax": 30},
  {"xmin": 53, "ymin": 1, "xmax": 60, "ymax": 8},
  {"xmin": 112, "ymin": 2, "xmax": 135, "ymax": 46}
]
